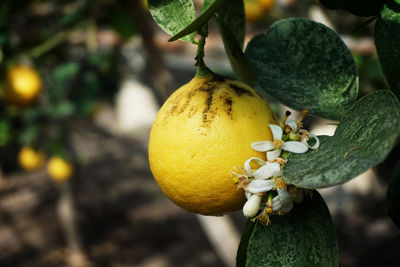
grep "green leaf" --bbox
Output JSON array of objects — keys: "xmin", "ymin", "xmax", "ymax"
[
  {"xmin": 167, "ymin": 0, "xmax": 224, "ymax": 42},
  {"xmin": 148, "ymin": 0, "xmax": 196, "ymax": 42},
  {"xmin": 241, "ymin": 191, "xmax": 338, "ymax": 267},
  {"xmin": 375, "ymin": 0, "xmax": 400, "ymax": 99},
  {"xmin": 216, "ymin": 0, "xmax": 245, "ymax": 49},
  {"xmin": 216, "ymin": 15, "xmax": 254, "ymax": 86},
  {"xmin": 284, "ymin": 90, "xmax": 400, "ymax": 189},
  {"xmin": 387, "ymin": 161, "xmax": 400, "ymax": 228},
  {"xmin": 319, "ymin": 0, "xmax": 386, "ymax": 17},
  {"xmin": 236, "ymin": 220, "xmax": 256, "ymax": 267},
  {"xmin": 245, "ymin": 18, "xmax": 358, "ymax": 120}
]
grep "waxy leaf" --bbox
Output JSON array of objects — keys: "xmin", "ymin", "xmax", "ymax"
[
  {"xmin": 168, "ymin": 0, "xmax": 226, "ymax": 42},
  {"xmin": 245, "ymin": 18, "xmax": 358, "ymax": 120},
  {"xmin": 319, "ymin": 0, "xmax": 386, "ymax": 17},
  {"xmin": 375, "ymin": 0, "xmax": 400, "ymax": 99},
  {"xmin": 387, "ymin": 162, "xmax": 400, "ymax": 228},
  {"xmin": 148, "ymin": 0, "xmax": 195, "ymax": 42},
  {"xmin": 237, "ymin": 192, "xmax": 338, "ymax": 267},
  {"xmin": 284, "ymin": 90, "xmax": 400, "ymax": 189},
  {"xmin": 216, "ymin": 15, "xmax": 253, "ymax": 86}
]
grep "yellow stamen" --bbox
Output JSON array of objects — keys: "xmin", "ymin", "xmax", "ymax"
[
  {"xmin": 296, "ymin": 109, "xmax": 308, "ymax": 131},
  {"xmin": 274, "ymin": 139, "xmax": 283, "ymax": 148},
  {"xmin": 275, "ymin": 177, "xmax": 287, "ymax": 190},
  {"xmin": 257, "ymin": 214, "xmax": 271, "ymax": 225}
]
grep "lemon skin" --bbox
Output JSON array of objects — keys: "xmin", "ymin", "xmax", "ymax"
[
  {"xmin": 149, "ymin": 74, "xmax": 277, "ymax": 215},
  {"xmin": 3, "ymin": 66, "xmax": 42, "ymax": 107},
  {"xmin": 18, "ymin": 146, "xmax": 45, "ymax": 171},
  {"xmin": 47, "ymin": 156, "xmax": 73, "ymax": 182}
]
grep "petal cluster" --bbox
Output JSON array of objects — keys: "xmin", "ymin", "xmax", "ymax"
[{"xmin": 236, "ymin": 112, "xmax": 320, "ymax": 223}]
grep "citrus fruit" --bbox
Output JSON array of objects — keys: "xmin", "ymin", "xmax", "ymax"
[
  {"xmin": 244, "ymin": 0, "xmax": 274, "ymax": 22},
  {"xmin": 148, "ymin": 73, "xmax": 277, "ymax": 215},
  {"xmin": 2, "ymin": 66, "xmax": 42, "ymax": 107},
  {"xmin": 18, "ymin": 146, "xmax": 45, "ymax": 171},
  {"xmin": 47, "ymin": 156, "xmax": 73, "ymax": 182}
]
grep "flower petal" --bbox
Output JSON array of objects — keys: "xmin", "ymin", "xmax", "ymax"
[
  {"xmin": 285, "ymin": 119, "xmax": 297, "ymax": 132},
  {"xmin": 280, "ymin": 200, "xmax": 294, "ymax": 213},
  {"xmin": 272, "ymin": 196, "xmax": 282, "ymax": 211},
  {"xmin": 277, "ymin": 188, "xmax": 291, "ymax": 205},
  {"xmin": 243, "ymin": 194, "xmax": 262, "ymax": 218},
  {"xmin": 248, "ymin": 179, "xmax": 275, "ymax": 193},
  {"xmin": 251, "ymin": 141, "xmax": 275, "ymax": 152},
  {"xmin": 244, "ymin": 157, "xmax": 265, "ymax": 176},
  {"xmin": 281, "ymin": 141, "xmax": 308, "ymax": 153},
  {"xmin": 252, "ymin": 162, "xmax": 281, "ymax": 179},
  {"xmin": 266, "ymin": 162, "xmax": 282, "ymax": 176},
  {"xmin": 267, "ymin": 149, "xmax": 282, "ymax": 161},
  {"xmin": 303, "ymin": 133, "xmax": 320, "ymax": 149},
  {"xmin": 269, "ymin": 124, "xmax": 283, "ymax": 141},
  {"xmin": 245, "ymin": 192, "xmax": 252, "ymax": 200}
]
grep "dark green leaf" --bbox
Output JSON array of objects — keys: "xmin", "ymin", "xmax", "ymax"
[
  {"xmin": 216, "ymin": 15, "xmax": 253, "ymax": 86},
  {"xmin": 319, "ymin": 0, "xmax": 386, "ymax": 17},
  {"xmin": 244, "ymin": 192, "xmax": 338, "ymax": 267},
  {"xmin": 216, "ymin": 0, "xmax": 245, "ymax": 49},
  {"xmin": 245, "ymin": 18, "xmax": 358, "ymax": 120},
  {"xmin": 284, "ymin": 90, "xmax": 400, "ymax": 189},
  {"xmin": 0, "ymin": 119, "xmax": 12, "ymax": 146},
  {"xmin": 168, "ymin": 0, "xmax": 226, "ymax": 42},
  {"xmin": 387, "ymin": 161, "xmax": 400, "ymax": 228},
  {"xmin": 375, "ymin": 0, "xmax": 400, "ymax": 99},
  {"xmin": 50, "ymin": 102, "xmax": 75, "ymax": 118},
  {"xmin": 148, "ymin": 0, "xmax": 195, "ymax": 42},
  {"xmin": 236, "ymin": 220, "xmax": 256, "ymax": 267},
  {"xmin": 108, "ymin": 6, "xmax": 137, "ymax": 39}
]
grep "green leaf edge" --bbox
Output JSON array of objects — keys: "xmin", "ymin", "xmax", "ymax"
[
  {"xmin": 215, "ymin": 14, "xmax": 254, "ymax": 86},
  {"xmin": 168, "ymin": 0, "xmax": 227, "ymax": 42}
]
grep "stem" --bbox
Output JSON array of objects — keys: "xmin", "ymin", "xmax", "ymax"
[{"xmin": 195, "ymin": 28, "xmax": 212, "ymax": 77}]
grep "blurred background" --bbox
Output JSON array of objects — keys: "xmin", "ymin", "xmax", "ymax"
[{"xmin": 0, "ymin": 0, "xmax": 398, "ymax": 266}]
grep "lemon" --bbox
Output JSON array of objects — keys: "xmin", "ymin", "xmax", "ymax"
[
  {"xmin": 2, "ymin": 66, "xmax": 42, "ymax": 107},
  {"xmin": 244, "ymin": 0, "xmax": 275, "ymax": 22},
  {"xmin": 47, "ymin": 156, "xmax": 73, "ymax": 182},
  {"xmin": 18, "ymin": 146, "xmax": 45, "ymax": 171},
  {"xmin": 148, "ymin": 74, "xmax": 277, "ymax": 215}
]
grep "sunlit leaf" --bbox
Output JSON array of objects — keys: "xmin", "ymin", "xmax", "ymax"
[
  {"xmin": 245, "ymin": 18, "xmax": 358, "ymax": 120},
  {"xmin": 284, "ymin": 90, "xmax": 400, "ymax": 188},
  {"xmin": 375, "ymin": 0, "xmax": 400, "ymax": 99},
  {"xmin": 148, "ymin": 0, "xmax": 196, "ymax": 42},
  {"xmin": 168, "ymin": 0, "xmax": 224, "ymax": 42}
]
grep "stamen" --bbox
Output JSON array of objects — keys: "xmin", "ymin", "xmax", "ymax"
[
  {"xmin": 280, "ymin": 111, "xmax": 291, "ymax": 128},
  {"xmin": 296, "ymin": 109, "xmax": 308, "ymax": 130},
  {"xmin": 275, "ymin": 177, "xmax": 287, "ymax": 190},
  {"xmin": 274, "ymin": 139, "xmax": 283, "ymax": 148}
]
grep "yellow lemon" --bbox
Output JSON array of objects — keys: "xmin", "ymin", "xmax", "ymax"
[
  {"xmin": 2, "ymin": 66, "xmax": 42, "ymax": 107},
  {"xmin": 18, "ymin": 146, "xmax": 45, "ymax": 171},
  {"xmin": 47, "ymin": 156, "xmax": 73, "ymax": 182},
  {"xmin": 148, "ymin": 74, "xmax": 277, "ymax": 215},
  {"xmin": 244, "ymin": 0, "xmax": 275, "ymax": 22}
]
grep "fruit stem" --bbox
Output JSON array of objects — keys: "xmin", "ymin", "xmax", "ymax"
[{"xmin": 195, "ymin": 27, "xmax": 212, "ymax": 77}]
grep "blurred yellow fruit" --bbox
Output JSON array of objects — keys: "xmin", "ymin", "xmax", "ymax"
[
  {"xmin": 2, "ymin": 66, "xmax": 42, "ymax": 107},
  {"xmin": 148, "ymin": 73, "xmax": 277, "ymax": 215},
  {"xmin": 47, "ymin": 156, "xmax": 73, "ymax": 182},
  {"xmin": 18, "ymin": 146, "xmax": 45, "ymax": 171},
  {"xmin": 244, "ymin": 0, "xmax": 275, "ymax": 22}
]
